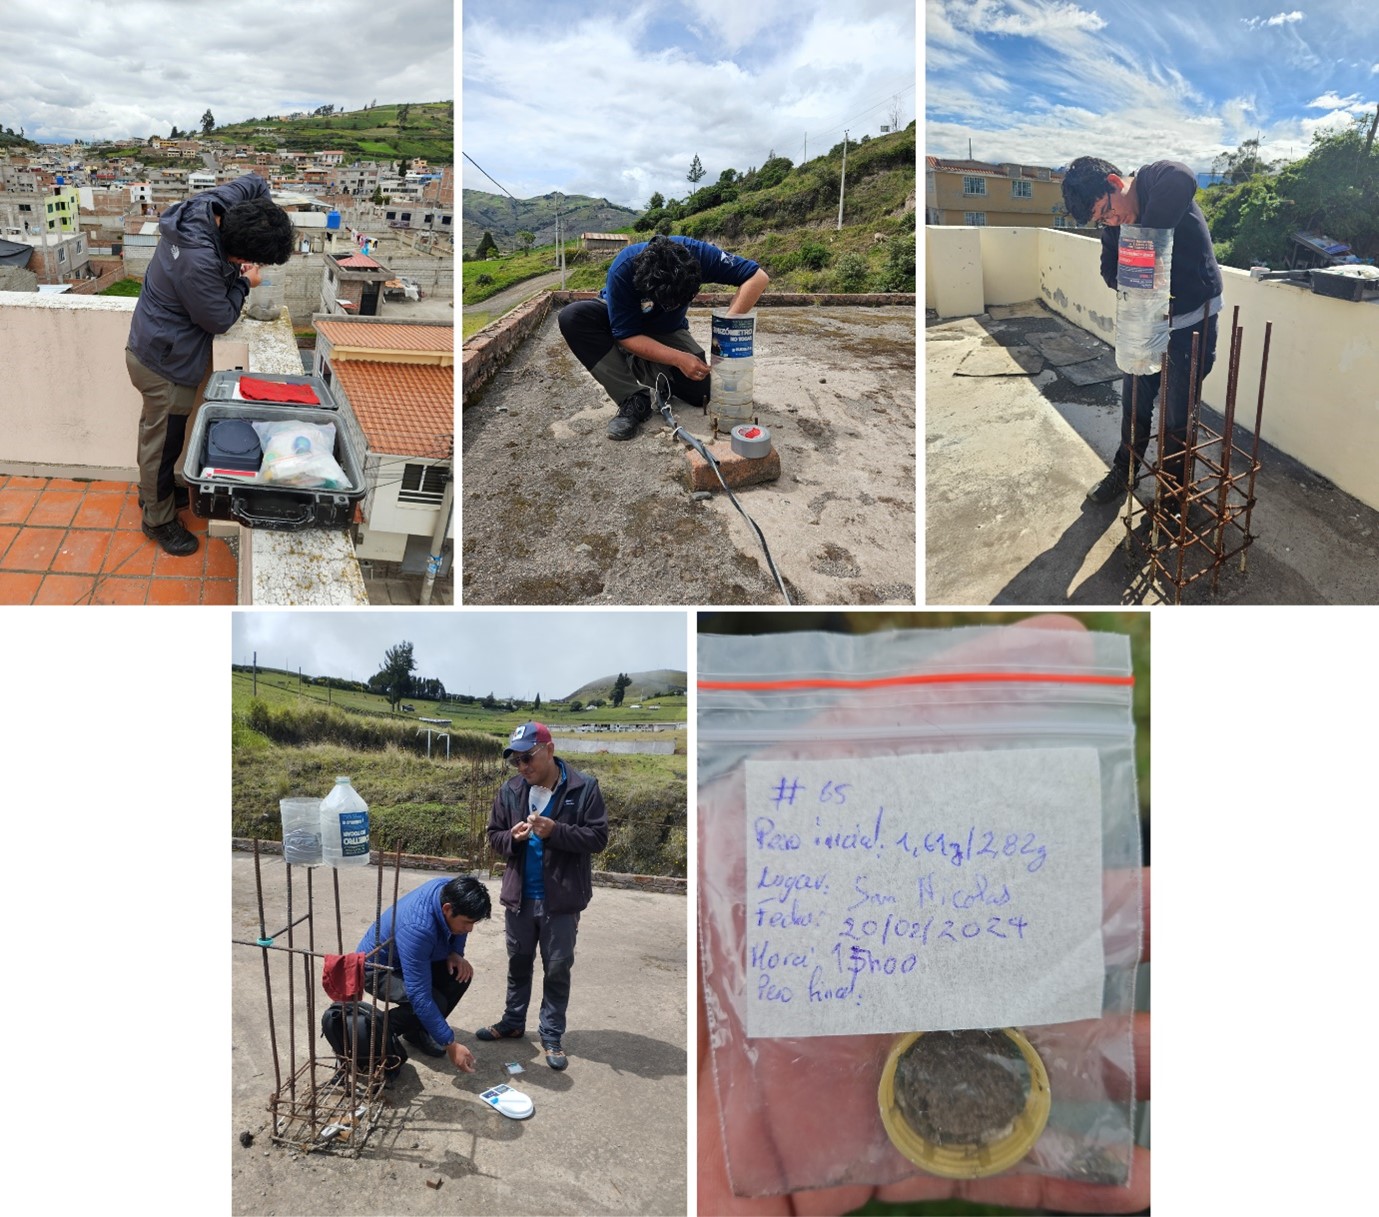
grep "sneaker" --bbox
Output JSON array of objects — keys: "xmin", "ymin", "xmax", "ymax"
[
  {"xmin": 475, "ymin": 1022, "xmax": 525, "ymax": 1042},
  {"xmin": 142, "ymin": 518, "xmax": 199, "ymax": 556},
  {"xmin": 1086, "ymin": 468, "xmax": 1129, "ymax": 505},
  {"xmin": 402, "ymin": 1029, "xmax": 446, "ymax": 1058},
  {"xmin": 607, "ymin": 389, "xmax": 653, "ymax": 441},
  {"xmin": 542, "ymin": 1041, "xmax": 568, "ymax": 1070}
]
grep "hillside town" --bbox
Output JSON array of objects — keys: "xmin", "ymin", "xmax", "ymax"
[{"xmin": 0, "ymin": 130, "xmax": 454, "ymax": 299}]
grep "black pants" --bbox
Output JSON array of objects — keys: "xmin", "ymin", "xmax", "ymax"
[
  {"xmin": 557, "ymin": 298, "xmax": 711, "ymax": 408},
  {"xmin": 501, "ymin": 900, "xmax": 579, "ymax": 1043},
  {"xmin": 363, "ymin": 958, "xmax": 469, "ymax": 1043},
  {"xmin": 1115, "ymin": 315, "xmax": 1218, "ymax": 484}
]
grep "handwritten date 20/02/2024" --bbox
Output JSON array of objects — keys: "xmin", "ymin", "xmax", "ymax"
[{"xmin": 750, "ymin": 776, "xmax": 1051, "ymax": 1008}]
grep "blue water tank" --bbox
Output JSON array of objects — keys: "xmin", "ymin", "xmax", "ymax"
[
  {"xmin": 326, "ymin": 210, "xmax": 341, "ymax": 230},
  {"xmin": 55, "ymin": 174, "xmax": 64, "ymax": 186}
]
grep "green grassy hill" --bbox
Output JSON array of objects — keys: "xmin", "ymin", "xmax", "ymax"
[
  {"xmin": 463, "ymin": 123, "xmax": 915, "ymax": 304},
  {"xmin": 211, "ymin": 101, "xmax": 453, "ymax": 164}
]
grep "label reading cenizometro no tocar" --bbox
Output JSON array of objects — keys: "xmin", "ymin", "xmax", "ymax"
[{"xmin": 743, "ymin": 749, "xmax": 1105, "ymax": 1039}]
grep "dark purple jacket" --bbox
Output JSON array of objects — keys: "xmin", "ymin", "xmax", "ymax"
[
  {"xmin": 127, "ymin": 173, "xmax": 268, "ymax": 384},
  {"xmin": 487, "ymin": 760, "xmax": 608, "ymax": 914}
]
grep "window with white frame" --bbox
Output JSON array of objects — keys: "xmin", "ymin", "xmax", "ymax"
[
  {"xmin": 963, "ymin": 212, "xmax": 988, "ymax": 226},
  {"xmin": 962, "ymin": 176, "xmax": 987, "ymax": 196},
  {"xmin": 1011, "ymin": 180, "xmax": 1032, "ymax": 198},
  {"xmin": 398, "ymin": 462, "xmax": 450, "ymax": 506}
]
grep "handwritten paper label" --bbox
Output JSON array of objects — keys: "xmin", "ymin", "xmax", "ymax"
[{"xmin": 743, "ymin": 749, "xmax": 1104, "ymax": 1038}]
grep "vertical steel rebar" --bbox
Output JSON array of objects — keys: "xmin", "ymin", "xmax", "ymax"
[
  {"xmin": 252, "ymin": 840, "xmax": 283, "ymax": 1112},
  {"xmin": 1168, "ymin": 330, "xmax": 1203, "ymax": 602},
  {"xmin": 1122, "ymin": 374, "xmax": 1140, "ymax": 550},
  {"xmin": 1211, "ymin": 311, "xmax": 1245, "ymax": 592},
  {"xmin": 1241, "ymin": 321, "xmax": 1273, "ymax": 572},
  {"xmin": 286, "ymin": 861, "xmax": 297, "ymax": 1104},
  {"xmin": 306, "ymin": 865, "xmax": 318, "ymax": 1133}
]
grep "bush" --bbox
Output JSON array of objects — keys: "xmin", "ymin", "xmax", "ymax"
[
  {"xmin": 474, "ymin": 273, "xmax": 493, "ymax": 286},
  {"xmin": 797, "ymin": 239, "xmax": 831, "ymax": 270},
  {"xmin": 832, "ymin": 252, "xmax": 870, "ymax": 292}
]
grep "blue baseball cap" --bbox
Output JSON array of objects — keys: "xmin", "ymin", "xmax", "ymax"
[{"xmin": 503, "ymin": 721, "xmax": 552, "ymax": 757}]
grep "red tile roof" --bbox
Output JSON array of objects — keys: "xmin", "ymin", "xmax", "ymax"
[
  {"xmin": 333, "ymin": 361, "xmax": 453, "ymax": 457},
  {"xmin": 315, "ymin": 320, "xmax": 454, "ymax": 354},
  {"xmin": 334, "ymin": 252, "xmax": 385, "ymax": 269}
]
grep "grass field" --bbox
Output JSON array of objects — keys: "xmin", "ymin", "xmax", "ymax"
[{"xmin": 231, "ymin": 670, "xmax": 688, "ymax": 875}]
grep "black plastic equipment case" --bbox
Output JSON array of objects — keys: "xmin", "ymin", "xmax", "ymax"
[{"xmin": 185, "ymin": 372, "xmax": 366, "ymax": 531}]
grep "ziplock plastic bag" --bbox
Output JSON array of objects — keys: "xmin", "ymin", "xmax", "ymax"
[
  {"xmin": 253, "ymin": 420, "xmax": 349, "ymax": 489},
  {"xmin": 699, "ymin": 624, "xmax": 1142, "ymax": 1197}
]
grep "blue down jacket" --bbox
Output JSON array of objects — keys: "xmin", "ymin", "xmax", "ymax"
[
  {"xmin": 126, "ymin": 173, "xmax": 267, "ymax": 384},
  {"xmin": 356, "ymin": 876, "xmax": 470, "ymax": 1047}
]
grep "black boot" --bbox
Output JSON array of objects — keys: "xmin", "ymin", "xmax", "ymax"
[
  {"xmin": 1086, "ymin": 467, "xmax": 1129, "ymax": 505},
  {"xmin": 607, "ymin": 389, "xmax": 653, "ymax": 441}
]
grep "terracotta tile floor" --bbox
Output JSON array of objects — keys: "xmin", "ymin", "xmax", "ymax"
[{"xmin": 0, "ymin": 476, "xmax": 237, "ymax": 605}]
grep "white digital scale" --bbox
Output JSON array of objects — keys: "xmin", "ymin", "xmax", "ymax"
[{"xmin": 479, "ymin": 1083, "xmax": 534, "ymax": 1120}]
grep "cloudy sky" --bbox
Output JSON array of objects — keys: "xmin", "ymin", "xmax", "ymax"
[
  {"xmin": 927, "ymin": 1, "xmax": 1378, "ymax": 172},
  {"xmin": 462, "ymin": 0, "xmax": 916, "ymax": 208},
  {"xmin": 1, "ymin": 0, "xmax": 452, "ymax": 144},
  {"xmin": 230, "ymin": 611, "xmax": 688, "ymax": 701}
]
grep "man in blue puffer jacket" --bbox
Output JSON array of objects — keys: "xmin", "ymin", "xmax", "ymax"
[
  {"xmin": 125, "ymin": 173, "xmax": 294, "ymax": 555},
  {"xmin": 357, "ymin": 874, "xmax": 493, "ymax": 1071}
]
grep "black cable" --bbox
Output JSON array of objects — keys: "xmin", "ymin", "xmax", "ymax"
[{"xmin": 652, "ymin": 374, "xmax": 792, "ymax": 606}]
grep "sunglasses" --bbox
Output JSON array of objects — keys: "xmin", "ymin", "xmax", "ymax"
[{"xmin": 507, "ymin": 744, "xmax": 547, "ymax": 768}]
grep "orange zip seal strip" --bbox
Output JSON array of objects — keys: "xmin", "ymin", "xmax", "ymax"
[{"xmin": 698, "ymin": 672, "xmax": 1134, "ymax": 691}]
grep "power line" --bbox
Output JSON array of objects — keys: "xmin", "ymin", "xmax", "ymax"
[{"xmin": 462, "ymin": 151, "xmax": 519, "ymax": 200}]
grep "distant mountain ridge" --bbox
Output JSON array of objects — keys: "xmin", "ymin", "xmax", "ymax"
[
  {"xmin": 564, "ymin": 669, "xmax": 687, "ymax": 703},
  {"xmin": 463, "ymin": 189, "xmax": 639, "ymax": 253}
]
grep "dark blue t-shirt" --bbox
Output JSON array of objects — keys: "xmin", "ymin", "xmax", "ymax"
[{"xmin": 601, "ymin": 236, "xmax": 760, "ymax": 339}]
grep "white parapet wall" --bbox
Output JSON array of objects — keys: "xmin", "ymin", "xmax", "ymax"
[{"xmin": 926, "ymin": 226, "xmax": 1379, "ymax": 512}]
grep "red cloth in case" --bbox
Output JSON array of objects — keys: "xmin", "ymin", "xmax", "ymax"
[{"xmin": 238, "ymin": 376, "xmax": 319, "ymax": 404}]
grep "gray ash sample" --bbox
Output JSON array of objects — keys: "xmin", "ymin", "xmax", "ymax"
[{"xmin": 894, "ymin": 1030, "xmax": 1032, "ymax": 1147}]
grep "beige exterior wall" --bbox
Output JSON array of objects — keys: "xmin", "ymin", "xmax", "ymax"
[
  {"xmin": 0, "ymin": 294, "xmax": 141, "ymax": 475},
  {"xmin": 979, "ymin": 228, "xmax": 1041, "ymax": 306},
  {"xmin": 930, "ymin": 171, "xmax": 1064, "ymax": 228},
  {"xmin": 927, "ymin": 225, "xmax": 1379, "ymax": 511}
]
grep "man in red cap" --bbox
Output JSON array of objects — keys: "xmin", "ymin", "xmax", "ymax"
[{"xmin": 480, "ymin": 721, "xmax": 608, "ymax": 1070}]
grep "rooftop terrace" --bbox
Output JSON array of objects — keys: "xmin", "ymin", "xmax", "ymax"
[
  {"xmin": 925, "ymin": 226, "xmax": 1379, "ymax": 605},
  {"xmin": 461, "ymin": 292, "xmax": 916, "ymax": 605}
]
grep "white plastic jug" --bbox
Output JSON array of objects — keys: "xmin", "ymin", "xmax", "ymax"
[
  {"xmin": 709, "ymin": 308, "xmax": 757, "ymax": 422},
  {"xmin": 321, "ymin": 776, "xmax": 370, "ymax": 867}
]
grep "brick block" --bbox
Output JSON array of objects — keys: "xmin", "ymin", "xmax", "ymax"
[{"xmin": 685, "ymin": 438, "xmax": 781, "ymax": 491}]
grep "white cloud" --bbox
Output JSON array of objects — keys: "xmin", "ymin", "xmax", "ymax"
[
  {"xmin": 949, "ymin": 0, "xmax": 1106, "ymax": 38},
  {"xmin": 1243, "ymin": 10, "xmax": 1305, "ymax": 29}
]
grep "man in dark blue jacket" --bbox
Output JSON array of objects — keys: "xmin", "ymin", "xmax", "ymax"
[
  {"xmin": 1061, "ymin": 158, "xmax": 1223, "ymax": 504},
  {"xmin": 479, "ymin": 721, "xmax": 608, "ymax": 1070},
  {"xmin": 125, "ymin": 173, "xmax": 294, "ymax": 554},
  {"xmin": 557, "ymin": 234, "xmax": 769, "ymax": 439},
  {"xmin": 358, "ymin": 874, "xmax": 492, "ymax": 1071}
]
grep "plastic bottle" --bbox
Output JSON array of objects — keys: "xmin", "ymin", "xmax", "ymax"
[
  {"xmin": 709, "ymin": 308, "xmax": 757, "ymax": 423},
  {"xmin": 279, "ymin": 797, "xmax": 323, "ymax": 866},
  {"xmin": 320, "ymin": 776, "xmax": 371, "ymax": 867},
  {"xmin": 1114, "ymin": 225, "xmax": 1173, "ymax": 376}
]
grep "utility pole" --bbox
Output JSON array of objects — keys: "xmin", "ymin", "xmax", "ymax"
[
  {"xmin": 836, "ymin": 129, "xmax": 849, "ymax": 230},
  {"xmin": 420, "ymin": 473, "xmax": 453, "ymax": 606}
]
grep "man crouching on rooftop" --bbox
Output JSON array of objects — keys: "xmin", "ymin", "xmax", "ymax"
[
  {"xmin": 557, "ymin": 234, "xmax": 769, "ymax": 440},
  {"xmin": 125, "ymin": 173, "xmax": 294, "ymax": 556}
]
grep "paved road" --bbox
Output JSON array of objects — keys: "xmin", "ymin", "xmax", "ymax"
[{"xmin": 463, "ymin": 270, "xmax": 566, "ymax": 317}]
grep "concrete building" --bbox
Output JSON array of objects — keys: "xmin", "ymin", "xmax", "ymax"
[
  {"xmin": 582, "ymin": 232, "xmax": 630, "ymax": 256},
  {"xmin": 319, "ymin": 250, "xmax": 392, "ymax": 316},
  {"xmin": 43, "ymin": 186, "xmax": 81, "ymax": 233},
  {"xmin": 312, "ymin": 317, "xmax": 454, "ymax": 593},
  {"xmin": 926, "ymin": 157, "xmax": 1072, "ymax": 229}
]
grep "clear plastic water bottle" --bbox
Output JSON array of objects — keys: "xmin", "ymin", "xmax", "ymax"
[
  {"xmin": 280, "ymin": 797, "xmax": 323, "ymax": 866},
  {"xmin": 1114, "ymin": 225, "xmax": 1173, "ymax": 376},
  {"xmin": 320, "ymin": 776, "xmax": 370, "ymax": 867}
]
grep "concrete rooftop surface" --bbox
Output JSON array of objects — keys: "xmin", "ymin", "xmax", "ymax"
[
  {"xmin": 462, "ymin": 302, "xmax": 916, "ymax": 605},
  {"xmin": 0, "ymin": 474, "xmax": 237, "ymax": 604},
  {"xmin": 926, "ymin": 302, "xmax": 1379, "ymax": 605},
  {"xmin": 232, "ymin": 853, "xmax": 687, "ymax": 1216}
]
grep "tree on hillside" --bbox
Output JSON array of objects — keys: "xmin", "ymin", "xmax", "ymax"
[
  {"xmin": 687, "ymin": 154, "xmax": 705, "ymax": 184},
  {"xmin": 200, "ymin": 109, "xmax": 216, "ymax": 134},
  {"xmin": 516, "ymin": 229, "xmax": 535, "ymax": 253},
  {"xmin": 534, "ymin": 692, "xmax": 542, "ymax": 712},
  {"xmin": 1210, "ymin": 137, "xmax": 1277, "ymax": 186},
  {"xmin": 648, "ymin": 191, "xmax": 664, "ymax": 209},
  {"xmin": 474, "ymin": 230, "xmax": 499, "ymax": 259},
  {"xmin": 378, "ymin": 640, "xmax": 416, "ymax": 712},
  {"xmin": 611, "ymin": 672, "xmax": 632, "ymax": 707}
]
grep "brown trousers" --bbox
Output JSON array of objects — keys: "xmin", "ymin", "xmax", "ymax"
[{"xmin": 125, "ymin": 349, "xmax": 211, "ymax": 527}]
